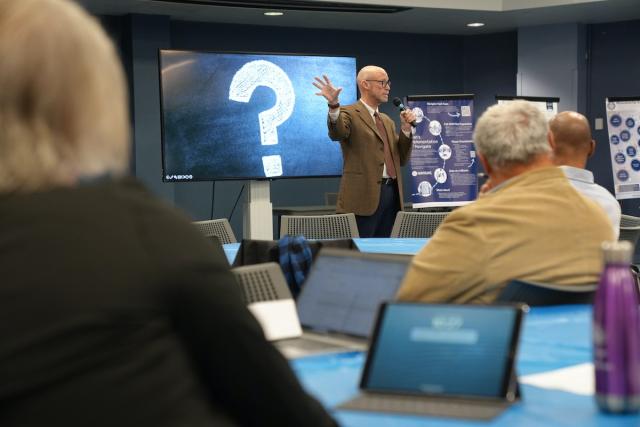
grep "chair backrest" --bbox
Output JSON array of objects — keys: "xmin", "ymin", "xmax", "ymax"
[
  {"xmin": 279, "ymin": 213, "xmax": 359, "ymax": 239},
  {"xmin": 232, "ymin": 262, "xmax": 293, "ymax": 304},
  {"xmin": 231, "ymin": 263, "xmax": 301, "ymax": 341},
  {"xmin": 621, "ymin": 214, "xmax": 640, "ymax": 228},
  {"xmin": 390, "ymin": 211, "xmax": 450, "ymax": 238},
  {"xmin": 620, "ymin": 214, "xmax": 640, "ymax": 248},
  {"xmin": 192, "ymin": 218, "xmax": 237, "ymax": 244},
  {"xmin": 495, "ymin": 279, "xmax": 597, "ymax": 306}
]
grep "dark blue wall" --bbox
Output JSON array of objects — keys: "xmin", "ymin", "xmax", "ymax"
[
  {"xmin": 587, "ymin": 19, "xmax": 640, "ymax": 215},
  {"xmin": 463, "ymin": 31, "xmax": 518, "ymax": 118}
]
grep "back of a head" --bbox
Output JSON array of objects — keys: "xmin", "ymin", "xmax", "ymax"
[
  {"xmin": 473, "ymin": 100, "xmax": 550, "ymax": 169},
  {"xmin": 0, "ymin": 0, "xmax": 129, "ymax": 193},
  {"xmin": 549, "ymin": 111, "xmax": 592, "ymax": 166}
]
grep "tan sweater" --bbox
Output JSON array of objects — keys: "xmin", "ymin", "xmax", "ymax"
[{"xmin": 397, "ymin": 166, "xmax": 614, "ymax": 304}]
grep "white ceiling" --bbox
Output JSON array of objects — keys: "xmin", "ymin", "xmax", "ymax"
[{"xmin": 76, "ymin": 0, "xmax": 640, "ymax": 35}]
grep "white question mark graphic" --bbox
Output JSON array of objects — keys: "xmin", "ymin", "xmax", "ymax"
[{"xmin": 228, "ymin": 60, "xmax": 295, "ymax": 177}]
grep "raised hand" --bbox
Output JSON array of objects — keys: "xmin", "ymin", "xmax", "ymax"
[{"xmin": 313, "ymin": 74, "xmax": 342, "ymax": 104}]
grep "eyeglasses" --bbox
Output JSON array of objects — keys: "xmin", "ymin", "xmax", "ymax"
[{"xmin": 365, "ymin": 79, "xmax": 391, "ymax": 88}]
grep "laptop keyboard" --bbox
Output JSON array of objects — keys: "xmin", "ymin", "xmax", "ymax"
[{"xmin": 338, "ymin": 392, "xmax": 510, "ymax": 420}]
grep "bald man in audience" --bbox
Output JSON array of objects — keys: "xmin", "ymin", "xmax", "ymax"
[
  {"xmin": 550, "ymin": 111, "xmax": 621, "ymax": 238},
  {"xmin": 397, "ymin": 101, "xmax": 614, "ymax": 304}
]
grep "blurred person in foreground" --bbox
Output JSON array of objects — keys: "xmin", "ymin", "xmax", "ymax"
[
  {"xmin": 550, "ymin": 110, "xmax": 621, "ymax": 238},
  {"xmin": 0, "ymin": 1, "xmax": 337, "ymax": 426},
  {"xmin": 397, "ymin": 100, "xmax": 613, "ymax": 304}
]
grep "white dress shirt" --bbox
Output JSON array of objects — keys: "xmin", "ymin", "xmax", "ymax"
[{"xmin": 560, "ymin": 165, "xmax": 621, "ymax": 239}]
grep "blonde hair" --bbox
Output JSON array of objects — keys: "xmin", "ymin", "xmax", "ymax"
[
  {"xmin": 473, "ymin": 100, "xmax": 550, "ymax": 169},
  {"xmin": 0, "ymin": 0, "xmax": 129, "ymax": 193}
]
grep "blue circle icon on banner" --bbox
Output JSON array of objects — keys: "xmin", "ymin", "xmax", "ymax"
[
  {"xmin": 611, "ymin": 135, "xmax": 620, "ymax": 144},
  {"xmin": 632, "ymin": 159, "xmax": 640, "ymax": 171},
  {"xmin": 627, "ymin": 118, "xmax": 636, "ymax": 128},
  {"xmin": 621, "ymin": 130, "xmax": 631, "ymax": 142},
  {"xmin": 615, "ymin": 153, "xmax": 626, "ymax": 164},
  {"xmin": 618, "ymin": 170, "xmax": 630, "ymax": 181},
  {"xmin": 627, "ymin": 146, "xmax": 637, "ymax": 157},
  {"xmin": 611, "ymin": 115, "xmax": 622, "ymax": 127}
]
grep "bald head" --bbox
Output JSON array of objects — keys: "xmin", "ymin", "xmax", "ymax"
[
  {"xmin": 356, "ymin": 65, "xmax": 389, "ymax": 107},
  {"xmin": 550, "ymin": 111, "xmax": 594, "ymax": 168}
]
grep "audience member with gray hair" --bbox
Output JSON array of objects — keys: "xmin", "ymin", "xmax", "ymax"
[
  {"xmin": 0, "ymin": 1, "xmax": 337, "ymax": 427},
  {"xmin": 397, "ymin": 100, "xmax": 613, "ymax": 303}
]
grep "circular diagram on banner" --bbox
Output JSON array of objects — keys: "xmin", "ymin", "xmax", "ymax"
[
  {"xmin": 611, "ymin": 135, "xmax": 620, "ymax": 144},
  {"xmin": 418, "ymin": 181, "xmax": 433, "ymax": 197},
  {"xmin": 621, "ymin": 130, "xmax": 631, "ymax": 142},
  {"xmin": 627, "ymin": 118, "xmax": 636, "ymax": 128},
  {"xmin": 412, "ymin": 107, "xmax": 424, "ymax": 124},
  {"xmin": 627, "ymin": 146, "xmax": 637, "ymax": 157},
  {"xmin": 610, "ymin": 115, "xmax": 622, "ymax": 127},
  {"xmin": 434, "ymin": 168, "xmax": 447, "ymax": 183},
  {"xmin": 618, "ymin": 170, "xmax": 630, "ymax": 181},
  {"xmin": 429, "ymin": 120, "xmax": 442, "ymax": 136},
  {"xmin": 615, "ymin": 153, "xmax": 626, "ymax": 164},
  {"xmin": 438, "ymin": 144, "xmax": 452, "ymax": 160},
  {"xmin": 632, "ymin": 159, "xmax": 640, "ymax": 171}
]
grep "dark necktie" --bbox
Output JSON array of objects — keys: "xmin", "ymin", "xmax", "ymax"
[{"xmin": 374, "ymin": 112, "xmax": 396, "ymax": 179}]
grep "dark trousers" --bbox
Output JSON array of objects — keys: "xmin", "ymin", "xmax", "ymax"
[{"xmin": 356, "ymin": 179, "xmax": 400, "ymax": 238}]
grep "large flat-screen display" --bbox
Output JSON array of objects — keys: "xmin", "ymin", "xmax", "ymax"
[{"xmin": 159, "ymin": 50, "xmax": 357, "ymax": 181}]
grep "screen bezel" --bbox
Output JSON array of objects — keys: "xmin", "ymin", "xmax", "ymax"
[
  {"xmin": 360, "ymin": 301, "xmax": 526, "ymax": 402},
  {"xmin": 157, "ymin": 49, "xmax": 357, "ymax": 182},
  {"xmin": 495, "ymin": 95, "xmax": 560, "ymax": 103}
]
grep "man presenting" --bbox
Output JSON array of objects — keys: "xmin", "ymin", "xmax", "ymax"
[
  {"xmin": 550, "ymin": 111, "xmax": 621, "ymax": 238},
  {"xmin": 313, "ymin": 66, "xmax": 416, "ymax": 237},
  {"xmin": 397, "ymin": 101, "xmax": 613, "ymax": 304}
]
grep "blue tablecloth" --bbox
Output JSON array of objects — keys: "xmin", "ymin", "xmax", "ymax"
[
  {"xmin": 292, "ymin": 305, "xmax": 640, "ymax": 427},
  {"xmin": 223, "ymin": 238, "xmax": 428, "ymax": 264},
  {"xmin": 353, "ymin": 238, "xmax": 428, "ymax": 255}
]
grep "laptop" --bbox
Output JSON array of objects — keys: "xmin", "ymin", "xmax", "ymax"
[
  {"xmin": 338, "ymin": 302, "xmax": 527, "ymax": 420},
  {"xmin": 276, "ymin": 248, "xmax": 411, "ymax": 356}
]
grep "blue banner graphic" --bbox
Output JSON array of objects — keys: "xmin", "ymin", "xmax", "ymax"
[
  {"xmin": 406, "ymin": 95, "xmax": 477, "ymax": 208},
  {"xmin": 605, "ymin": 97, "xmax": 640, "ymax": 200}
]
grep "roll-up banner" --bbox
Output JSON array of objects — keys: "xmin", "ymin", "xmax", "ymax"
[
  {"xmin": 405, "ymin": 94, "xmax": 476, "ymax": 208},
  {"xmin": 605, "ymin": 96, "xmax": 640, "ymax": 200}
]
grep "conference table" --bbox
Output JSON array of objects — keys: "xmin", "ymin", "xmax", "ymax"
[
  {"xmin": 292, "ymin": 304, "xmax": 640, "ymax": 427},
  {"xmin": 222, "ymin": 238, "xmax": 640, "ymax": 426}
]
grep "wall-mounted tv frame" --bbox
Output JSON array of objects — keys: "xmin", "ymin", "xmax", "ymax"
[
  {"xmin": 158, "ymin": 50, "xmax": 357, "ymax": 181},
  {"xmin": 495, "ymin": 95, "xmax": 559, "ymax": 121}
]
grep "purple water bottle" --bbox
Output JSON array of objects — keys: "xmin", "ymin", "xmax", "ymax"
[{"xmin": 594, "ymin": 240, "xmax": 640, "ymax": 413}]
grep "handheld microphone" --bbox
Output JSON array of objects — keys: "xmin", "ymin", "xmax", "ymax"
[{"xmin": 392, "ymin": 97, "xmax": 416, "ymax": 127}]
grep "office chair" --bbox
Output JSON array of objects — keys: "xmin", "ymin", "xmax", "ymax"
[
  {"xmin": 192, "ymin": 218, "xmax": 237, "ymax": 244},
  {"xmin": 231, "ymin": 262, "xmax": 293, "ymax": 304},
  {"xmin": 619, "ymin": 214, "xmax": 640, "ymax": 248},
  {"xmin": 390, "ymin": 211, "xmax": 450, "ymax": 238},
  {"xmin": 231, "ymin": 263, "xmax": 301, "ymax": 341},
  {"xmin": 280, "ymin": 213, "xmax": 359, "ymax": 239},
  {"xmin": 495, "ymin": 279, "xmax": 597, "ymax": 306}
]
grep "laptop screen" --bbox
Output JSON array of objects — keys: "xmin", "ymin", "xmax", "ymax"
[
  {"xmin": 296, "ymin": 248, "xmax": 411, "ymax": 337},
  {"xmin": 362, "ymin": 303, "xmax": 524, "ymax": 399}
]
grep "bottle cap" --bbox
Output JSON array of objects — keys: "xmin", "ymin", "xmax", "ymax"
[{"xmin": 602, "ymin": 240, "xmax": 633, "ymax": 264}]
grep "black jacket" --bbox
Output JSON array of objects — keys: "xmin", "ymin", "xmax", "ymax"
[{"xmin": 0, "ymin": 178, "xmax": 337, "ymax": 427}]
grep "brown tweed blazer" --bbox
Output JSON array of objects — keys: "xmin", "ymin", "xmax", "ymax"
[{"xmin": 328, "ymin": 100, "xmax": 413, "ymax": 216}]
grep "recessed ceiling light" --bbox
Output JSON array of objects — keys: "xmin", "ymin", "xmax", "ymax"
[
  {"xmin": 264, "ymin": 11, "xmax": 284, "ymax": 16},
  {"xmin": 467, "ymin": 22, "xmax": 485, "ymax": 28}
]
